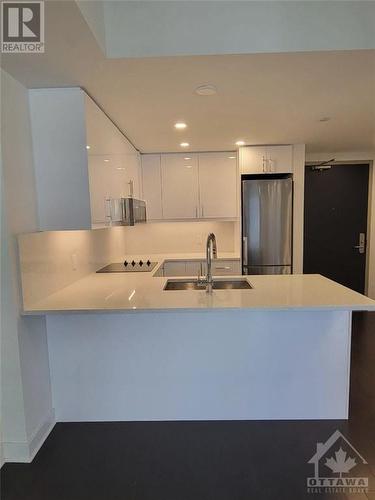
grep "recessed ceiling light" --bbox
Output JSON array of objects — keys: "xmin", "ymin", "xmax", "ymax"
[
  {"xmin": 180, "ymin": 142, "xmax": 190, "ymax": 148},
  {"xmin": 174, "ymin": 122, "xmax": 187, "ymax": 129},
  {"xmin": 319, "ymin": 117, "xmax": 331, "ymax": 122},
  {"xmin": 86, "ymin": 145, "xmax": 91, "ymax": 150},
  {"xmin": 117, "ymin": 167, "xmax": 125, "ymax": 170},
  {"xmin": 104, "ymin": 159, "xmax": 110, "ymax": 162},
  {"xmin": 228, "ymin": 156, "xmax": 236, "ymax": 159},
  {"xmin": 184, "ymin": 157, "xmax": 192, "ymax": 160},
  {"xmin": 235, "ymin": 141, "xmax": 245, "ymax": 146},
  {"xmin": 195, "ymin": 84, "xmax": 217, "ymax": 96},
  {"xmin": 185, "ymin": 165, "xmax": 193, "ymax": 169}
]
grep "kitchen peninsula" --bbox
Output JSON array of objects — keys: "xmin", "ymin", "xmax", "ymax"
[{"xmin": 18, "ymin": 231, "xmax": 375, "ymax": 424}]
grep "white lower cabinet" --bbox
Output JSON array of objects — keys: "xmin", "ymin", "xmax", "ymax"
[
  {"xmin": 185, "ymin": 260, "xmax": 205, "ymax": 277},
  {"xmin": 212, "ymin": 259, "xmax": 241, "ymax": 275},
  {"xmin": 163, "ymin": 261, "xmax": 188, "ymax": 276},
  {"xmin": 185, "ymin": 260, "xmax": 240, "ymax": 276},
  {"xmin": 160, "ymin": 259, "xmax": 241, "ymax": 277}
]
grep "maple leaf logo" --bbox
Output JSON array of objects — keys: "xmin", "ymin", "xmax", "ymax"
[{"xmin": 325, "ymin": 448, "xmax": 357, "ymax": 477}]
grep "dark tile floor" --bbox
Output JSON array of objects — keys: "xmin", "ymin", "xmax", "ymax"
[{"xmin": 2, "ymin": 312, "xmax": 375, "ymax": 500}]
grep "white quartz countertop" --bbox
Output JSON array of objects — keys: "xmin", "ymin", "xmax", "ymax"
[{"xmin": 21, "ymin": 253, "xmax": 375, "ymax": 314}]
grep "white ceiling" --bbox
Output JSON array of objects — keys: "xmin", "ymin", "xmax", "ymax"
[
  {"xmin": 102, "ymin": 1, "xmax": 375, "ymax": 58},
  {"xmin": 1, "ymin": 1, "xmax": 374, "ymax": 154}
]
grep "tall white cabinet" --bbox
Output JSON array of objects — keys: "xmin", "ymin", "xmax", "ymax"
[{"xmin": 142, "ymin": 152, "xmax": 238, "ymax": 221}]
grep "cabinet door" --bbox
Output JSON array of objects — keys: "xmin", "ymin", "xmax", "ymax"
[
  {"xmin": 85, "ymin": 95, "xmax": 142, "ymax": 225},
  {"xmin": 184, "ymin": 259, "xmax": 241, "ymax": 276},
  {"xmin": 266, "ymin": 146, "xmax": 293, "ymax": 173},
  {"xmin": 198, "ymin": 153, "xmax": 238, "ymax": 218},
  {"xmin": 88, "ymin": 156, "xmax": 107, "ymax": 223},
  {"xmin": 107, "ymin": 156, "xmax": 132, "ymax": 199},
  {"xmin": 163, "ymin": 261, "xmax": 187, "ymax": 276},
  {"xmin": 122, "ymin": 151, "xmax": 141, "ymax": 199},
  {"xmin": 141, "ymin": 155, "xmax": 163, "ymax": 220},
  {"xmin": 212, "ymin": 259, "xmax": 241, "ymax": 275},
  {"xmin": 239, "ymin": 146, "xmax": 267, "ymax": 174},
  {"xmin": 88, "ymin": 155, "xmax": 128, "ymax": 223},
  {"xmin": 185, "ymin": 260, "xmax": 205, "ymax": 277},
  {"xmin": 161, "ymin": 154, "xmax": 199, "ymax": 219}
]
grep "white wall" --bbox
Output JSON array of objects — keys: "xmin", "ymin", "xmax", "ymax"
[
  {"xmin": 121, "ymin": 221, "xmax": 236, "ymax": 255},
  {"xmin": 29, "ymin": 88, "xmax": 91, "ymax": 231},
  {"xmin": 103, "ymin": 1, "xmax": 375, "ymax": 58},
  {"xmin": 1, "ymin": 70, "xmax": 54, "ymax": 463},
  {"xmin": 18, "ymin": 228, "xmax": 119, "ymax": 308},
  {"xmin": 306, "ymin": 151, "xmax": 375, "ymax": 299}
]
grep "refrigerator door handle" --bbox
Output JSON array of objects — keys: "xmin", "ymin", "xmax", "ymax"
[{"xmin": 242, "ymin": 237, "xmax": 248, "ymax": 265}]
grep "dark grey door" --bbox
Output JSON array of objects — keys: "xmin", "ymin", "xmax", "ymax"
[{"xmin": 304, "ymin": 164, "xmax": 369, "ymax": 293}]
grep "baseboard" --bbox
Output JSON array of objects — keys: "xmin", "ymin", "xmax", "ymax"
[
  {"xmin": 28, "ymin": 409, "xmax": 56, "ymax": 461},
  {"xmin": 3, "ymin": 409, "xmax": 56, "ymax": 463}
]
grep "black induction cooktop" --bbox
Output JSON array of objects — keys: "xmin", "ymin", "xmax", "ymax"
[{"xmin": 96, "ymin": 260, "xmax": 158, "ymax": 273}]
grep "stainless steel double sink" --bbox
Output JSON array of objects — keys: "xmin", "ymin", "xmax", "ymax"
[{"xmin": 164, "ymin": 279, "xmax": 252, "ymax": 291}]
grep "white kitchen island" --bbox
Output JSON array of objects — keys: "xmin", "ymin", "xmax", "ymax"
[{"xmin": 19, "ymin": 258, "xmax": 375, "ymax": 422}]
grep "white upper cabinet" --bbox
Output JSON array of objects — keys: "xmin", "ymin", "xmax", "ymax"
[
  {"xmin": 266, "ymin": 146, "xmax": 293, "ymax": 173},
  {"xmin": 142, "ymin": 152, "xmax": 238, "ymax": 221},
  {"xmin": 27, "ymin": 89, "xmax": 141, "ymax": 230},
  {"xmin": 240, "ymin": 145, "xmax": 293, "ymax": 174},
  {"xmin": 85, "ymin": 95, "xmax": 142, "ymax": 225},
  {"xmin": 88, "ymin": 155, "xmax": 130, "ymax": 225},
  {"xmin": 239, "ymin": 146, "xmax": 267, "ymax": 174},
  {"xmin": 125, "ymin": 150, "xmax": 142, "ymax": 199},
  {"xmin": 141, "ymin": 155, "xmax": 163, "ymax": 220},
  {"xmin": 161, "ymin": 154, "xmax": 200, "ymax": 219},
  {"xmin": 198, "ymin": 153, "xmax": 238, "ymax": 218}
]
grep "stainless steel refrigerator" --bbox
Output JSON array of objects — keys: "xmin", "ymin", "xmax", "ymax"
[{"xmin": 241, "ymin": 176, "xmax": 293, "ymax": 275}]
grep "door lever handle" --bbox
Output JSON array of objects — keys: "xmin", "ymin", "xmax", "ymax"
[{"xmin": 353, "ymin": 233, "xmax": 366, "ymax": 254}]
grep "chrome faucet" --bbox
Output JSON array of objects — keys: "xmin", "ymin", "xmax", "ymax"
[{"xmin": 205, "ymin": 233, "xmax": 217, "ymax": 293}]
